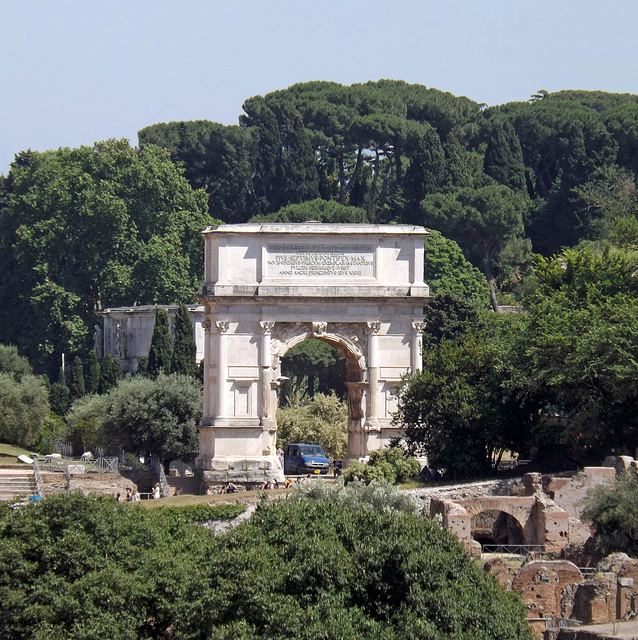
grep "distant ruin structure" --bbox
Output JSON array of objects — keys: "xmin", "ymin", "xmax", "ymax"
[{"xmin": 100, "ymin": 305, "xmax": 205, "ymax": 373}]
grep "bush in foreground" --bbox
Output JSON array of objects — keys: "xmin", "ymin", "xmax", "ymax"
[{"xmin": 0, "ymin": 492, "xmax": 532, "ymax": 640}]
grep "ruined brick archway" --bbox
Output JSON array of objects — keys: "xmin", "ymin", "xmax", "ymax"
[
  {"xmin": 460, "ymin": 497, "xmax": 537, "ymax": 543},
  {"xmin": 195, "ymin": 223, "xmax": 430, "ymax": 485}
]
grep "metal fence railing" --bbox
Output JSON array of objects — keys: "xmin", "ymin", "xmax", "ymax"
[
  {"xmin": 39, "ymin": 455, "xmax": 119, "ymax": 474},
  {"xmin": 528, "ymin": 616, "xmax": 582, "ymax": 630},
  {"xmin": 482, "ymin": 543, "xmax": 545, "ymax": 555}
]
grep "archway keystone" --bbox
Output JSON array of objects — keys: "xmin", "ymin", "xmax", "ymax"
[{"xmin": 196, "ymin": 223, "xmax": 430, "ymax": 484}]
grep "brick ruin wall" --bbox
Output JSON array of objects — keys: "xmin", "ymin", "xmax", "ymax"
[{"xmin": 412, "ymin": 460, "xmax": 637, "ymax": 635}]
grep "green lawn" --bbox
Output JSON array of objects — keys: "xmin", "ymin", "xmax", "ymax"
[{"xmin": 0, "ymin": 442, "xmax": 36, "ymax": 465}]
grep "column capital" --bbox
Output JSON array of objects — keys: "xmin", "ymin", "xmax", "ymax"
[
  {"xmin": 215, "ymin": 319, "xmax": 230, "ymax": 333},
  {"xmin": 367, "ymin": 321, "xmax": 381, "ymax": 335},
  {"xmin": 411, "ymin": 320, "xmax": 426, "ymax": 334},
  {"xmin": 260, "ymin": 321, "xmax": 276, "ymax": 334}
]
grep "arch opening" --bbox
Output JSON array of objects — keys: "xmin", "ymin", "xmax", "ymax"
[
  {"xmin": 279, "ymin": 338, "xmax": 348, "ymax": 405},
  {"xmin": 472, "ymin": 509, "xmax": 525, "ymax": 548},
  {"xmin": 274, "ymin": 331, "xmax": 366, "ymax": 464}
]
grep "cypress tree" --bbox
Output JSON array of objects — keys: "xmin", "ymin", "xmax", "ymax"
[
  {"xmin": 171, "ymin": 303, "xmax": 197, "ymax": 377},
  {"xmin": 112, "ymin": 357, "xmax": 122, "ymax": 383},
  {"xmin": 483, "ymin": 120, "xmax": 526, "ymax": 192},
  {"xmin": 99, "ymin": 352, "xmax": 117, "ymax": 394},
  {"xmin": 404, "ymin": 127, "xmax": 446, "ymax": 222},
  {"xmin": 69, "ymin": 356, "xmax": 86, "ymax": 402},
  {"xmin": 255, "ymin": 101, "xmax": 283, "ymax": 213},
  {"xmin": 50, "ymin": 369, "xmax": 70, "ymax": 415},
  {"xmin": 136, "ymin": 355, "xmax": 149, "ymax": 376},
  {"xmin": 85, "ymin": 350, "xmax": 100, "ymax": 394},
  {"xmin": 443, "ymin": 133, "xmax": 474, "ymax": 189},
  {"xmin": 277, "ymin": 100, "xmax": 320, "ymax": 206},
  {"xmin": 148, "ymin": 307, "xmax": 173, "ymax": 377}
]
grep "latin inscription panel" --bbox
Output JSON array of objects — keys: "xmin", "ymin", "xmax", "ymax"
[{"xmin": 267, "ymin": 244, "xmax": 374, "ymax": 278}]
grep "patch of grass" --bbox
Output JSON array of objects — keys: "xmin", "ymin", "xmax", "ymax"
[
  {"xmin": 0, "ymin": 442, "xmax": 35, "ymax": 465},
  {"xmin": 398, "ymin": 481, "xmax": 428, "ymax": 490}
]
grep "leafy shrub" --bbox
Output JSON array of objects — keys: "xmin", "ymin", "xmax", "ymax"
[
  {"xmin": 276, "ymin": 392, "xmax": 347, "ymax": 459},
  {"xmin": 583, "ymin": 470, "xmax": 638, "ymax": 558},
  {"xmin": 291, "ymin": 478, "xmax": 419, "ymax": 514},
  {"xmin": 151, "ymin": 503, "xmax": 246, "ymax": 525},
  {"xmin": 342, "ymin": 447, "xmax": 421, "ymax": 485},
  {"xmin": 0, "ymin": 372, "xmax": 50, "ymax": 447}
]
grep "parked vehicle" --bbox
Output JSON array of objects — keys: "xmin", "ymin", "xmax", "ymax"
[{"xmin": 283, "ymin": 443, "xmax": 330, "ymax": 475}]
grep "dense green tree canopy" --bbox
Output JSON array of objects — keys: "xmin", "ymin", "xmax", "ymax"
[
  {"xmin": 133, "ymin": 84, "xmax": 638, "ymax": 311},
  {"xmin": 422, "ymin": 185, "xmax": 530, "ymax": 309},
  {"xmin": 424, "ymin": 230, "xmax": 491, "ymax": 306},
  {"xmin": 395, "ymin": 330, "xmax": 528, "ymax": 478},
  {"xmin": 102, "ymin": 373, "xmax": 201, "ymax": 464},
  {"xmin": 249, "ymin": 197, "xmax": 368, "ymax": 223},
  {"xmin": 0, "ymin": 344, "xmax": 32, "ymax": 379},
  {"xmin": 0, "ymin": 140, "xmax": 215, "ymax": 373},
  {"xmin": 510, "ymin": 247, "xmax": 638, "ymax": 461},
  {"xmin": 0, "ymin": 370, "xmax": 49, "ymax": 447}
]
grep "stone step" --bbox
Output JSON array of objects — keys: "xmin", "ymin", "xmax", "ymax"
[
  {"xmin": 166, "ymin": 475, "xmax": 198, "ymax": 495},
  {"xmin": 0, "ymin": 474, "xmax": 36, "ymax": 499}
]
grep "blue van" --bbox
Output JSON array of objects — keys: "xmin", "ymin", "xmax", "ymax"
[{"xmin": 283, "ymin": 443, "xmax": 330, "ymax": 475}]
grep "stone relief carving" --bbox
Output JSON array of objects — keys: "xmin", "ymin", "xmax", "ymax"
[
  {"xmin": 312, "ymin": 321, "xmax": 327, "ymax": 336},
  {"xmin": 329, "ymin": 322, "xmax": 368, "ymax": 355},
  {"xmin": 271, "ymin": 322, "xmax": 367, "ymax": 369}
]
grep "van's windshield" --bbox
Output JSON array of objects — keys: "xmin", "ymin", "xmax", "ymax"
[{"xmin": 298, "ymin": 445, "xmax": 325, "ymax": 457}]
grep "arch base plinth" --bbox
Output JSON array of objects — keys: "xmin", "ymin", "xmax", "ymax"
[{"xmin": 197, "ymin": 455, "xmax": 284, "ymax": 490}]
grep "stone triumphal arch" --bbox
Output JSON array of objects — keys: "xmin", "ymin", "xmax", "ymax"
[{"xmin": 196, "ymin": 223, "xmax": 430, "ymax": 485}]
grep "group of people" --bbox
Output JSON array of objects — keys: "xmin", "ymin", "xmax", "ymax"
[
  {"xmin": 122, "ymin": 487, "xmax": 140, "ymax": 502},
  {"xmin": 206, "ymin": 482, "xmax": 237, "ymax": 495},
  {"xmin": 117, "ymin": 484, "xmax": 163, "ymax": 502}
]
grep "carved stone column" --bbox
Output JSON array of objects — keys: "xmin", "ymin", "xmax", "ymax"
[
  {"xmin": 215, "ymin": 319, "xmax": 229, "ymax": 421},
  {"xmin": 259, "ymin": 321, "xmax": 276, "ymax": 426},
  {"xmin": 365, "ymin": 321, "xmax": 381, "ymax": 431},
  {"xmin": 201, "ymin": 319, "xmax": 213, "ymax": 418},
  {"xmin": 197, "ymin": 319, "xmax": 214, "ymax": 469},
  {"xmin": 345, "ymin": 381, "xmax": 366, "ymax": 458},
  {"xmin": 411, "ymin": 321, "xmax": 426, "ymax": 372}
]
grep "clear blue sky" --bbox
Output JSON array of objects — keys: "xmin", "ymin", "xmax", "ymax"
[{"xmin": 2, "ymin": 0, "xmax": 638, "ymax": 175}]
